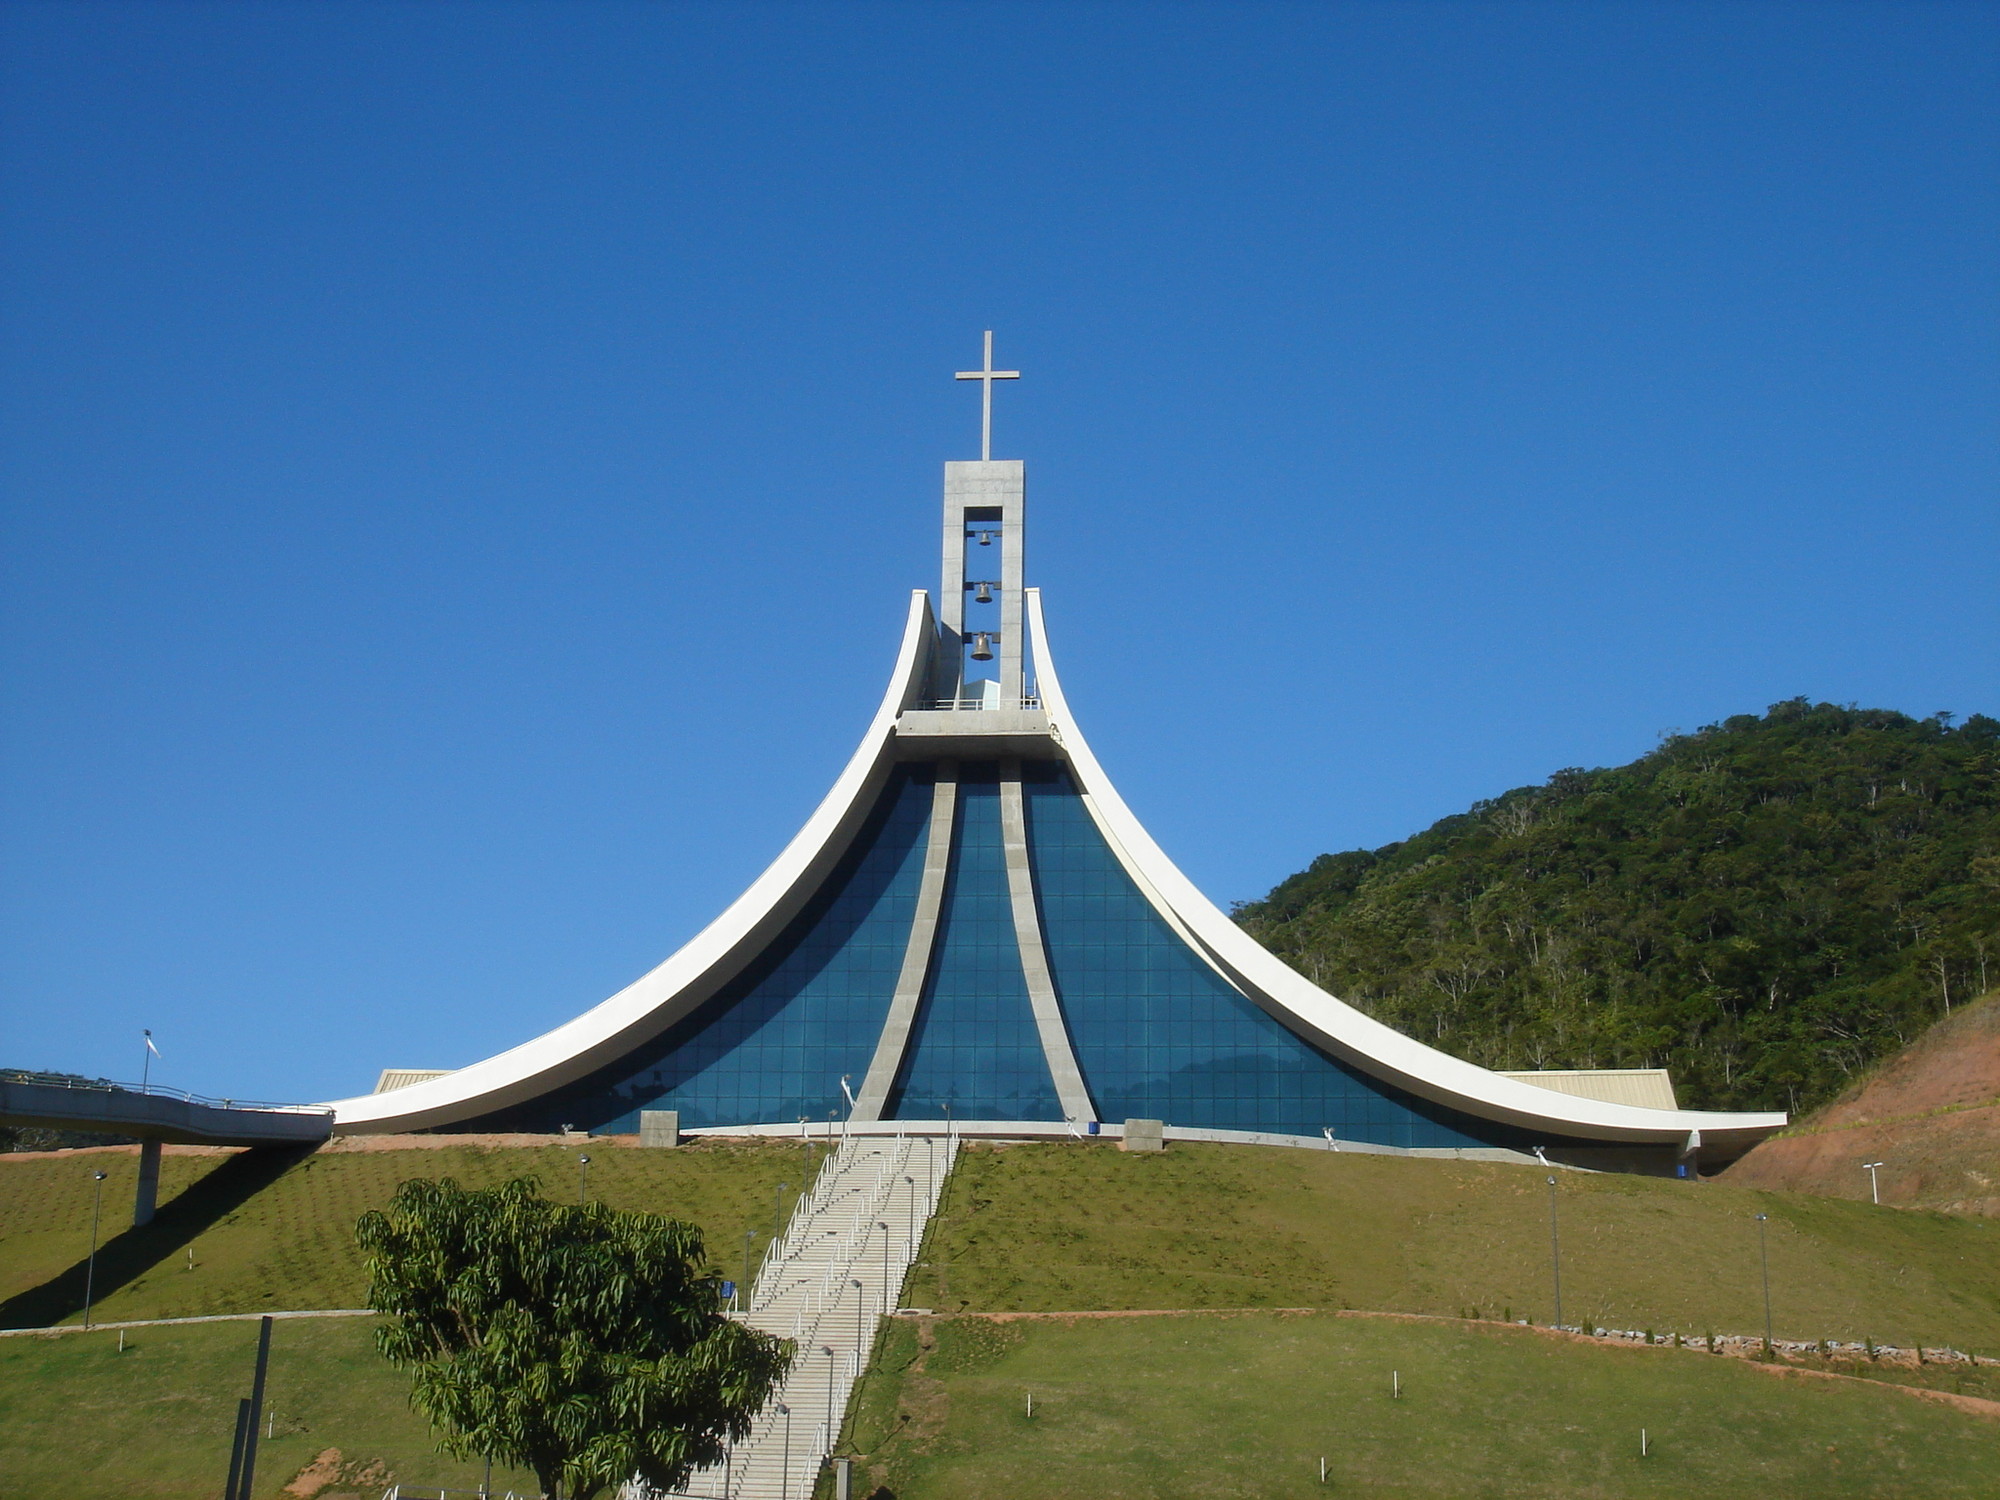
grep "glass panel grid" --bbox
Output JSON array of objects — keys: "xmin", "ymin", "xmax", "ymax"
[
  {"xmin": 1022, "ymin": 763, "xmax": 1488, "ymax": 1147},
  {"xmin": 459, "ymin": 765, "xmax": 937, "ymax": 1133},
  {"xmin": 888, "ymin": 765, "xmax": 1061, "ymax": 1121}
]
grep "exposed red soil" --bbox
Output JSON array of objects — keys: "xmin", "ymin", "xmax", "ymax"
[{"xmin": 1722, "ymin": 995, "xmax": 2000, "ymax": 1216}]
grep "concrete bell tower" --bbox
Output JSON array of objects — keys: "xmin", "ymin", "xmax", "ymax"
[{"xmin": 935, "ymin": 331, "xmax": 1027, "ymax": 706}]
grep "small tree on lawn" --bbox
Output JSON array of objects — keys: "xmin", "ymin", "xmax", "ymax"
[{"xmin": 358, "ymin": 1176, "xmax": 791, "ymax": 1500}]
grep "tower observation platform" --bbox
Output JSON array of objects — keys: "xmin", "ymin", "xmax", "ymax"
[{"xmin": 326, "ymin": 336, "xmax": 1784, "ymax": 1174}]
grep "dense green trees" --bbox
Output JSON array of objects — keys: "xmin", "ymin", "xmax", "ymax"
[
  {"xmin": 1235, "ymin": 701, "xmax": 2000, "ymax": 1114},
  {"xmin": 358, "ymin": 1176, "xmax": 790, "ymax": 1500}
]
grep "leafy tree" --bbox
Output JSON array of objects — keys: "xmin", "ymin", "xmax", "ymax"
[
  {"xmin": 1236, "ymin": 701, "xmax": 2000, "ymax": 1114},
  {"xmin": 357, "ymin": 1176, "xmax": 791, "ymax": 1500}
]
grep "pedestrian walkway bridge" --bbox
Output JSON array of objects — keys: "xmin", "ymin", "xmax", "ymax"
[{"xmin": 0, "ymin": 1071, "xmax": 334, "ymax": 1147}]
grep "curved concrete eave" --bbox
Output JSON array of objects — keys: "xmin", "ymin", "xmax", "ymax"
[
  {"xmin": 322, "ymin": 592, "xmax": 939, "ymax": 1132},
  {"xmin": 1024, "ymin": 589, "xmax": 1786, "ymax": 1152}
]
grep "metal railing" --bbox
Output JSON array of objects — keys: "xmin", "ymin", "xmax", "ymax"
[
  {"xmin": 926, "ymin": 694, "xmax": 1041, "ymax": 711},
  {"xmin": 0, "ymin": 1069, "xmax": 334, "ymax": 1118}
]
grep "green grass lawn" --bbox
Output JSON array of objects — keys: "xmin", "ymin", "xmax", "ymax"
[
  {"xmin": 903, "ymin": 1142, "xmax": 2000, "ymax": 1355},
  {"xmin": 6, "ymin": 1138, "xmax": 1997, "ymax": 1499},
  {"xmin": 0, "ymin": 1138, "xmax": 815, "ymax": 1328},
  {"xmin": 0, "ymin": 1315, "xmax": 544, "ymax": 1500},
  {"xmin": 839, "ymin": 1310, "xmax": 2000, "ymax": 1500}
]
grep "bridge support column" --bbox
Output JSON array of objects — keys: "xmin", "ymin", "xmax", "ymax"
[{"xmin": 134, "ymin": 1138, "xmax": 162, "ymax": 1227}]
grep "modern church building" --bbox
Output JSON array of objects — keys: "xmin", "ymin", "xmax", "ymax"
[{"xmin": 329, "ymin": 339, "xmax": 1785, "ymax": 1174}]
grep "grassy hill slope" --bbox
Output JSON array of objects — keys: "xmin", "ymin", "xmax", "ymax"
[
  {"xmin": 1235, "ymin": 701, "xmax": 2000, "ymax": 1115},
  {"xmin": 840, "ymin": 1311, "xmax": 2000, "ymax": 1500},
  {"xmin": 1723, "ymin": 994, "xmax": 2000, "ymax": 1215},
  {"xmin": 5, "ymin": 1138, "xmax": 1999, "ymax": 1499},
  {"xmin": 901, "ymin": 1142, "xmax": 2000, "ymax": 1355},
  {"xmin": 0, "ymin": 1316, "xmax": 545, "ymax": 1500},
  {"xmin": 8, "ymin": 1308, "xmax": 1996, "ymax": 1500},
  {"xmin": 0, "ymin": 1135, "xmax": 809, "ymax": 1329}
]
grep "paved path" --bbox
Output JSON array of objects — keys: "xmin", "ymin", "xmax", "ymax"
[{"xmin": 0, "ymin": 1308, "xmax": 374, "ymax": 1337}]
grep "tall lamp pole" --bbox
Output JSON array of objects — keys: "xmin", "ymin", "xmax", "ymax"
[
  {"xmin": 1755, "ymin": 1212, "xmax": 1774, "ymax": 1352},
  {"xmin": 1862, "ymin": 1161, "xmax": 1885, "ymax": 1206},
  {"xmin": 743, "ymin": 1230, "xmax": 757, "ymax": 1311},
  {"xmin": 577, "ymin": 1154, "xmax": 591, "ymax": 1205},
  {"xmin": 822, "ymin": 1344, "xmax": 838, "ymax": 1439},
  {"xmin": 82, "ymin": 1169, "xmax": 108, "ymax": 1328},
  {"xmin": 1545, "ymin": 1175, "xmax": 1563, "ymax": 1330}
]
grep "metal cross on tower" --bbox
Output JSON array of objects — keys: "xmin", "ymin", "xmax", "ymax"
[{"xmin": 954, "ymin": 330, "xmax": 1019, "ymax": 461}]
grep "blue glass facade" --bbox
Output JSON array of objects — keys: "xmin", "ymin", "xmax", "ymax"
[
  {"xmin": 1020, "ymin": 763, "xmax": 1487, "ymax": 1147},
  {"xmin": 460, "ymin": 765, "xmax": 937, "ymax": 1133},
  {"xmin": 887, "ymin": 766, "xmax": 1060, "ymax": 1121},
  {"xmin": 459, "ymin": 757, "xmax": 1546, "ymax": 1148}
]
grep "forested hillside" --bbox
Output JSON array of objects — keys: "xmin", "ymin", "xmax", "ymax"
[{"xmin": 1235, "ymin": 701, "xmax": 2000, "ymax": 1114}]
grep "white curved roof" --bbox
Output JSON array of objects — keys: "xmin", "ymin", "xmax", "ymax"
[
  {"xmin": 1023, "ymin": 589, "xmax": 1784, "ymax": 1153},
  {"xmin": 325, "ymin": 588, "xmax": 1785, "ymax": 1154},
  {"xmin": 322, "ymin": 591, "xmax": 938, "ymax": 1133}
]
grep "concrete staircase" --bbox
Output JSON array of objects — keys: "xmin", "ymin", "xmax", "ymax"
[{"xmin": 646, "ymin": 1131, "xmax": 959, "ymax": 1500}]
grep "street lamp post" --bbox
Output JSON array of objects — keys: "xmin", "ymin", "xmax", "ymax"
[
  {"xmin": 577, "ymin": 1154, "xmax": 591, "ymax": 1205},
  {"xmin": 1862, "ymin": 1161, "xmax": 1886, "ymax": 1206},
  {"xmin": 1755, "ymin": 1212, "xmax": 1774, "ymax": 1352},
  {"xmin": 743, "ymin": 1231, "xmax": 757, "ymax": 1311},
  {"xmin": 776, "ymin": 1403, "xmax": 792, "ymax": 1500},
  {"xmin": 1545, "ymin": 1175, "xmax": 1563, "ymax": 1330},
  {"xmin": 852, "ymin": 1276, "xmax": 865, "ymax": 1356},
  {"xmin": 82, "ymin": 1169, "xmax": 108, "ymax": 1329},
  {"xmin": 822, "ymin": 1344, "xmax": 838, "ymax": 1439},
  {"xmin": 903, "ymin": 1177, "xmax": 917, "ymax": 1260}
]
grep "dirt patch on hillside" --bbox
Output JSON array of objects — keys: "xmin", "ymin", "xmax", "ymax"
[
  {"xmin": 282, "ymin": 1448, "xmax": 391, "ymax": 1499},
  {"xmin": 1811, "ymin": 994, "xmax": 2000, "ymax": 1126},
  {"xmin": 1723, "ymin": 995, "xmax": 2000, "ymax": 1214}
]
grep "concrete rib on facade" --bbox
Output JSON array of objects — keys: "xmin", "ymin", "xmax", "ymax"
[{"xmin": 323, "ymin": 447, "xmax": 1786, "ymax": 1173}]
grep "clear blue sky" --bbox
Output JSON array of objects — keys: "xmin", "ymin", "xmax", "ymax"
[{"xmin": 3, "ymin": 1, "xmax": 1994, "ymax": 1104}]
